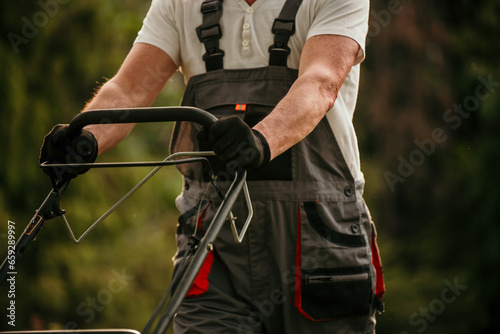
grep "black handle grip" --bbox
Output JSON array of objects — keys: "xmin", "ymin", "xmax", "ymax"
[{"xmin": 67, "ymin": 107, "xmax": 217, "ymax": 137}]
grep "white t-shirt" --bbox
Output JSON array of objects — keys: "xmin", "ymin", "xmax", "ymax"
[{"xmin": 135, "ymin": 0, "xmax": 369, "ymax": 181}]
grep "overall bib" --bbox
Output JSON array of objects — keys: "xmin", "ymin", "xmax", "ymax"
[{"xmin": 170, "ymin": 0, "xmax": 384, "ymax": 332}]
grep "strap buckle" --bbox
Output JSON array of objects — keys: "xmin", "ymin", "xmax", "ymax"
[
  {"xmin": 268, "ymin": 46, "xmax": 290, "ymax": 66},
  {"xmin": 268, "ymin": 18, "xmax": 294, "ymax": 66},
  {"xmin": 271, "ymin": 18, "xmax": 295, "ymax": 35},
  {"xmin": 196, "ymin": 24, "xmax": 223, "ymax": 42},
  {"xmin": 202, "ymin": 50, "xmax": 225, "ymax": 72},
  {"xmin": 200, "ymin": 0, "xmax": 222, "ymax": 13}
]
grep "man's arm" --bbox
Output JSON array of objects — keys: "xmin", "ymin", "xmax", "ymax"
[
  {"xmin": 253, "ymin": 34, "xmax": 360, "ymax": 160},
  {"xmin": 83, "ymin": 42, "xmax": 178, "ymax": 155}
]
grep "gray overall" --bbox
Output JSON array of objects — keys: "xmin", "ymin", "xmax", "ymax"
[{"xmin": 170, "ymin": 0, "xmax": 384, "ymax": 332}]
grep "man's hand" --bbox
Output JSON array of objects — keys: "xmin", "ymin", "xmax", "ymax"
[
  {"xmin": 39, "ymin": 124, "xmax": 98, "ymax": 180},
  {"xmin": 200, "ymin": 116, "xmax": 270, "ymax": 170}
]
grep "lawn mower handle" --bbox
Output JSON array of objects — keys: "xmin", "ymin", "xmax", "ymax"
[{"xmin": 67, "ymin": 106, "xmax": 217, "ymax": 137}]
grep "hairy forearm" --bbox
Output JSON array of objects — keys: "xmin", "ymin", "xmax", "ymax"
[
  {"xmin": 253, "ymin": 34, "xmax": 358, "ymax": 160},
  {"xmin": 80, "ymin": 43, "xmax": 176, "ymax": 155},
  {"xmin": 253, "ymin": 72, "xmax": 337, "ymax": 160},
  {"xmin": 83, "ymin": 80, "xmax": 147, "ymax": 155}
]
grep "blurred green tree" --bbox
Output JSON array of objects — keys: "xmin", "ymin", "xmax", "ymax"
[
  {"xmin": 1, "ymin": 0, "xmax": 499, "ymax": 333},
  {"xmin": 1, "ymin": 0, "xmax": 184, "ymax": 331},
  {"xmin": 358, "ymin": 0, "xmax": 500, "ymax": 333}
]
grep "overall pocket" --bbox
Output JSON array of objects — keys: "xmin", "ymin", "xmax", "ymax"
[{"xmin": 295, "ymin": 201, "xmax": 374, "ymax": 321}]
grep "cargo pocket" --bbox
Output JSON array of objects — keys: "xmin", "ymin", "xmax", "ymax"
[{"xmin": 295, "ymin": 201, "xmax": 374, "ymax": 321}]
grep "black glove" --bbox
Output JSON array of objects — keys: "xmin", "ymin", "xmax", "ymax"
[
  {"xmin": 39, "ymin": 124, "xmax": 98, "ymax": 180},
  {"xmin": 200, "ymin": 116, "xmax": 271, "ymax": 170}
]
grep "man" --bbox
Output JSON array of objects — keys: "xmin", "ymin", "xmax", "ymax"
[{"xmin": 40, "ymin": 0, "xmax": 384, "ymax": 332}]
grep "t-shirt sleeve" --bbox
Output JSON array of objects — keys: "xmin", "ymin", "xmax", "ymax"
[
  {"xmin": 307, "ymin": 0, "xmax": 369, "ymax": 64},
  {"xmin": 134, "ymin": 0, "xmax": 181, "ymax": 66}
]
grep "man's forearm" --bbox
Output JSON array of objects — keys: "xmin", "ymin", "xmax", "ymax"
[
  {"xmin": 253, "ymin": 72, "xmax": 337, "ymax": 160},
  {"xmin": 253, "ymin": 34, "xmax": 359, "ymax": 160},
  {"xmin": 80, "ymin": 43, "xmax": 176, "ymax": 155},
  {"xmin": 83, "ymin": 80, "xmax": 145, "ymax": 155}
]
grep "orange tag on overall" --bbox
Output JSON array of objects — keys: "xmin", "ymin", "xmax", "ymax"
[{"xmin": 235, "ymin": 104, "xmax": 247, "ymax": 111}]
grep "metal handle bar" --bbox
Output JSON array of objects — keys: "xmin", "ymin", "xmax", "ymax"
[
  {"xmin": 58, "ymin": 151, "xmax": 253, "ymax": 245},
  {"xmin": 153, "ymin": 169, "xmax": 248, "ymax": 334},
  {"xmin": 65, "ymin": 106, "xmax": 252, "ymax": 244},
  {"xmin": 59, "ymin": 152, "xmax": 215, "ymax": 244},
  {"xmin": 67, "ymin": 106, "xmax": 217, "ymax": 137}
]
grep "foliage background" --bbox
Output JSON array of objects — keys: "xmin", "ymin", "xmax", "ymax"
[{"xmin": 1, "ymin": 0, "xmax": 499, "ymax": 333}]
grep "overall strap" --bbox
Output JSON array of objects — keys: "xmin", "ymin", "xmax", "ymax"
[
  {"xmin": 196, "ymin": 0, "xmax": 225, "ymax": 72},
  {"xmin": 269, "ymin": 0, "xmax": 303, "ymax": 67}
]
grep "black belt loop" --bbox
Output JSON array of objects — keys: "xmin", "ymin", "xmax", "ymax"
[
  {"xmin": 197, "ymin": 0, "xmax": 224, "ymax": 72},
  {"xmin": 269, "ymin": 0, "xmax": 303, "ymax": 67}
]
